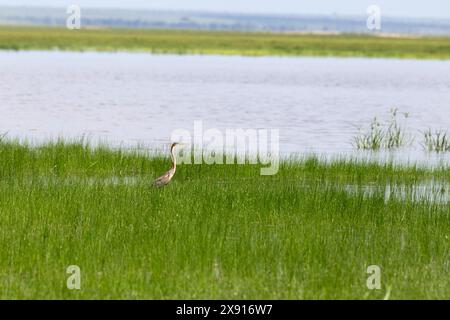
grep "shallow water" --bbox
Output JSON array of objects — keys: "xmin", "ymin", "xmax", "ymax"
[
  {"xmin": 1, "ymin": 51, "xmax": 449, "ymax": 164},
  {"xmin": 341, "ymin": 182, "xmax": 450, "ymax": 205},
  {"xmin": 27, "ymin": 175, "xmax": 450, "ymax": 204}
]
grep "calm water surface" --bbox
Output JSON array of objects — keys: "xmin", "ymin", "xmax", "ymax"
[{"xmin": 1, "ymin": 51, "xmax": 449, "ymax": 164}]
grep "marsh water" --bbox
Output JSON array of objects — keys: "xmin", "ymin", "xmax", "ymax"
[{"xmin": 1, "ymin": 50, "xmax": 449, "ymax": 164}]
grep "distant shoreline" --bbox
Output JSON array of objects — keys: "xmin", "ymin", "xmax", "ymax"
[{"xmin": 1, "ymin": 26, "xmax": 450, "ymax": 60}]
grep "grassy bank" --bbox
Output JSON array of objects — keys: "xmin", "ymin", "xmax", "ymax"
[
  {"xmin": 0, "ymin": 139, "xmax": 449, "ymax": 299},
  {"xmin": 1, "ymin": 26, "xmax": 450, "ymax": 59}
]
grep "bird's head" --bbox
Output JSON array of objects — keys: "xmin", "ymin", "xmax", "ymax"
[{"xmin": 170, "ymin": 142, "xmax": 180, "ymax": 151}]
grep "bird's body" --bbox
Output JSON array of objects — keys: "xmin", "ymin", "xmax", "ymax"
[
  {"xmin": 153, "ymin": 167, "xmax": 176, "ymax": 187},
  {"xmin": 153, "ymin": 142, "xmax": 179, "ymax": 187}
]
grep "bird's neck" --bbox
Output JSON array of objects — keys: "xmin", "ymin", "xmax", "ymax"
[{"xmin": 171, "ymin": 146, "xmax": 177, "ymax": 170}]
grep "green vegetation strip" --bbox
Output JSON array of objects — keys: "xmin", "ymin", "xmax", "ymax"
[
  {"xmin": 0, "ymin": 139, "xmax": 449, "ymax": 299},
  {"xmin": 1, "ymin": 26, "xmax": 450, "ymax": 59}
]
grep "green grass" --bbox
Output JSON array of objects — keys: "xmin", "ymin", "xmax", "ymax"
[
  {"xmin": 0, "ymin": 138, "xmax": 449, "ymax": 299},
  {"xmin": 1, "ymin": 26, "xmax": 450, "ymax": 59}
]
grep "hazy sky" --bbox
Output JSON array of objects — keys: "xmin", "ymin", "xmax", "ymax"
[{"xmin": 1, "ymin": 0, "xmax": 449, "ymax": 19}]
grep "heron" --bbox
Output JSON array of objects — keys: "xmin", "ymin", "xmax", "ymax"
[{"xmin": 153, "ymin": 142, "xmax": 180, "ymax": 187}]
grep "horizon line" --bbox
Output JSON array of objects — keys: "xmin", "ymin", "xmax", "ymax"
[{"xmin": 1, "ymin": 5, "xmax": 450, "ymax": 22}]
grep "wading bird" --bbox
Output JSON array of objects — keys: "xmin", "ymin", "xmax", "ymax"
[{"xmin": 153, "ymin": 142, "xmax": 180, "ymax": 187}]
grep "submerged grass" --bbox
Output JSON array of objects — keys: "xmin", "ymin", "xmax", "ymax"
[
  {"xmin": 1, "ymin": 26, "xmax": 450, "ymax": 59},
  {"xmin": 354, "ymin": 108, "xmax": 411, "ymax": 151},
  {"xmin": 423, "ymin": 129, "xmax": 450, "ymax": 153},
  {"xmin": 0, "ymin": 139, "xmax": 449, "ymax": 299}
]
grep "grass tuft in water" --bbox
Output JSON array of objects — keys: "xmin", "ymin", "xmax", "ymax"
[
  {"xmin": 422, "ymin": 129, "xmax": 450, "ymax": 153},
  {"xmin": 354, "ymin": 108, "xmax": 410, "ymax": 151}
]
